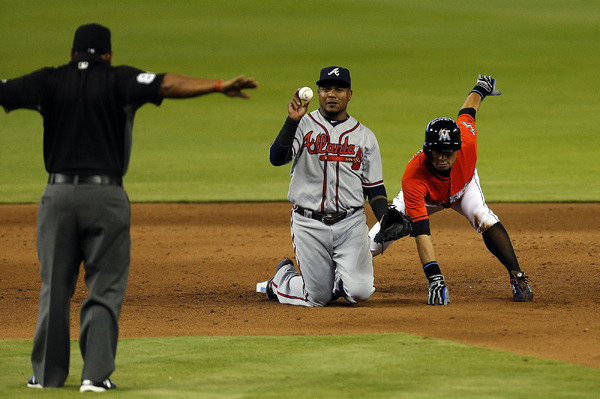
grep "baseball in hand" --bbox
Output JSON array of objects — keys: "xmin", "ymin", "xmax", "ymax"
[{"xmin": 299, "ymin": 86, "xmax": 313, "ymax": 101}]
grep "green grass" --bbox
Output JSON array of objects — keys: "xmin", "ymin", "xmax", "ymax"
[
  {"xmin": 1, "ymin": 1, "xmax": 599, "ymax": 397},
  {"xmin": 1, "ymin": 0, "xmax": 599, "ymax": 202},
  {"xmin": 2, "ymin": 335, "xmax": 599, "ymax": 398}
]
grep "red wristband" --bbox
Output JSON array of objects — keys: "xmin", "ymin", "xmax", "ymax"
[{"xmin": 216, "ymin": 80, "xmax": 223, "ymax": 92}]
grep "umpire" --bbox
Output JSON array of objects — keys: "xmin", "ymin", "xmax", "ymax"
[{"xmin": 0, "ymin": 23, "xmax": 257, "ymax": 392}]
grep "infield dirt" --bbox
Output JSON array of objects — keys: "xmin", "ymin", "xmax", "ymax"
[{"xmin": 1, "ymin": 202, "xmax": 599, "ymax": 368}]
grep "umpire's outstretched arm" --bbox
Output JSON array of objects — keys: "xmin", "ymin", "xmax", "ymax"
[{"xmin": 159, "ymin": 74, "xmax": 257, "ymax": 99}]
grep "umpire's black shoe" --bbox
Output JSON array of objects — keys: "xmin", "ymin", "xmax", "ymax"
[
  {"xmin": 80, "ymin": 378, "xmax": 116, "ymax": 393},
  {"xmin": 266, "ymin": 258, "xmax": 294, "ymax": 301},
  {"xmin": 510, "ymin": 270, "xmax": 534, "ymax": 302}
]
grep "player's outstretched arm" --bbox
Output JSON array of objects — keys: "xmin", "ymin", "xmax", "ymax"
[{"xmin": 159, "ymin": 74, "xmax": 257, "ymax": 99}]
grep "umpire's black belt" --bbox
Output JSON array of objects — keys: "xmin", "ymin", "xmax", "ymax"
[
  {"xmin": 48, "ymin": 173, "xmax": 122, "ymax": 186},
  {"xmin": 294, "ymin": 205, "xmax": 363, "ymax": 225}
]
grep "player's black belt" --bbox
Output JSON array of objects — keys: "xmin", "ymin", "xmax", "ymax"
[
  {"xmin": 48, "ymin": 173, "xmax": 122, "ymax": 186},
  {"xmin": 294, "ymin": 205, "xmax": 363, "ymax": 225}
]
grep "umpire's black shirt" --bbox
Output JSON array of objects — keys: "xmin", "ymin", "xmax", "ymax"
[{"xmin": 0, "ymin": 54, "xmax": 165, "ymax": 176}]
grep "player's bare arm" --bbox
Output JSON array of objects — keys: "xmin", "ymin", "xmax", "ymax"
[
  {"xmin": 461, "ymin": 92, "xmax": 483, "ymax": 112},
  {"xmin": 415, "ymin": 234, "xmax": 436, "ymax": 265},
  {"xmin": 159, "ymin": 74, "xmax": 257, "ymax": 98}
]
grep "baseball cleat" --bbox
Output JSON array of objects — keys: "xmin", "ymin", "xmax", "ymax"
[
  {"xmin": 510, "ymin": 270, "xmax": 534, "ymax": 302},
  {"xmin": 256, "ymin": 279, "xmax": 278, "ymax": 301},
  {"xmin": 255, "ymin": 281, "xmax": 268, "ymax": 293},
  {"xmin": 27, "ymin": 376, "xmax": 42, "ymax": 389},
  {"xmin": 331, "ymin": 278, "xmax": 344, "ymax": 302},
  {"xmin": 80, "ymin": 378, "xmax": 116, "ymax": 392},
  {"xmin": 265, "ymin": 278, "xmax": 277, "ymax": 301},
  {"xmin": 263, "ymin": 258, "xmax": 294, "ymax": 301}
]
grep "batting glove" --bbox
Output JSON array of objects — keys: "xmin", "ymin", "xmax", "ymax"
[
  {"xmin": 427, "ymin": 274, "xmax": 450, "ymax": 306},
  {"xmin": 470, "ymin": 74, "xmax": 502, "ymax": 99}
]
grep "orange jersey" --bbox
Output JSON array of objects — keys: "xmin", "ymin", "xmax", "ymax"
[{"xmin": 402, "ymin": 112, "xmax": 477, "ymax": 222}]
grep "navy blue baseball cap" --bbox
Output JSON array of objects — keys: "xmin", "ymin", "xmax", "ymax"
[
  {"xmin": 316, "ymin": 66, "xmax": 351, "ymax": 88},
  {"xmin": 72, "ymin": 23, "xmax": 111, "ymax": 55}
]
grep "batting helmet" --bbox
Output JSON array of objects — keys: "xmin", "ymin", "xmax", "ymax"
[{"xmin": 423, "ymin": 117, "xmax": 462, "ymax": 155}]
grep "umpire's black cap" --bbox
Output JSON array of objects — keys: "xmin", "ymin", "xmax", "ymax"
[
  {"xmin": 316, "ymin": 66, "xmax": 351, "ymax": 88},
  {"xmin": 72, "ymin": 23, "xmax": 111, "ymax": 55}
]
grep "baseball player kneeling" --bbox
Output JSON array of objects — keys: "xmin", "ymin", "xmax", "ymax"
[
  {"xmin": 257, "ymin": 66, "xmax": 411, "ymax": 307},
  {"xmin": 369, "ymin": 75, "xmax": 533, "ymax": 305}
]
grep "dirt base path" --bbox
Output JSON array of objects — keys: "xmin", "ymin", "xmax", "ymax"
[{"xmin": 1, "ymin": 202, "xmax": 599, "ymax": 368}]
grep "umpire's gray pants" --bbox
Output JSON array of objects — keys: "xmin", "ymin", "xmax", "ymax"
[{"xmin": 31, "ymin": 183, "xmax": 130, "ymax": 387}]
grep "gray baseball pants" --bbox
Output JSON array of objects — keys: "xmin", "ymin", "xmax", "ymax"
[{"xmin": 31, "ymin": 183, "xmax": 130, "ymax": 387}]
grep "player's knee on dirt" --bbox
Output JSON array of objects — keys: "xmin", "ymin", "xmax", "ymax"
[
  {"xmin": 343, "ymin": 281, "xmax": 375, "ymax": 303},
  {"xmin": 473, "ymin": 207, "xmax": 499, "ymax": 234},
  {"xmin": 310, "ymin": 292, "xmax": 333, "ymax": 307}
]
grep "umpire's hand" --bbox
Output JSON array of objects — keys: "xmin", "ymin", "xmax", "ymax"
[{"xmin": 221, "ymin": 75, "xmax": 259, "ymax": 98}]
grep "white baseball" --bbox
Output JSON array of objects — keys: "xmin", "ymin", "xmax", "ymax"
[{"xmin": 299, "ymin": 86, "xmax": 313, "ymax": 101}]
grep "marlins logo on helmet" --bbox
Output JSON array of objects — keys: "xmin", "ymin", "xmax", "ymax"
[{"xmin": 438, "ymin": 128, "xmax": 451, "ymax": 141}]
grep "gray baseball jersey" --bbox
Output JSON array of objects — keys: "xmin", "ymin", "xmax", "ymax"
[{"xmin": 288, "ymin": 109, "xmax": 384, "ymax": 212}]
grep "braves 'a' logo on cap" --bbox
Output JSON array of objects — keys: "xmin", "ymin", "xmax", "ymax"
[
  {"xmin": 438, "ymin": 129, "xmax": 451, "ymax": 141},
  {"xmin": 328, "ymin": 68, "xmax": 340, "ymax": 77}
]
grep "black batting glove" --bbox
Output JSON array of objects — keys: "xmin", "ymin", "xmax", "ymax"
[
  {"xmin": 427, "ymin": 274, "xmax": 450, "ymax": 306},
  {"xmin": 470, "ymin": 74, "xmax": 502, "ymax": 99}
]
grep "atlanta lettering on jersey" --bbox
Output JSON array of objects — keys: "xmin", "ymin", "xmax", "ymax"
[{"xmin": 302, "ymin": 132, "xmax": 356, "ymax": 156}]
